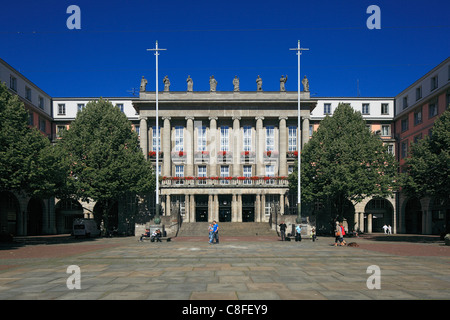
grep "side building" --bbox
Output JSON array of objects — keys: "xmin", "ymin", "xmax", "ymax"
[
  {"xmin": 394, "ymin": 57, "xmax": 450, "ymax": 235},
  {"xmin": 0, "ymin": 58, "xmax": 55, "ymax": 236}
]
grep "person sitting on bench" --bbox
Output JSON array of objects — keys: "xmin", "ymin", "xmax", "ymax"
[
  {"xmin": 139, "ymin": 229, "xmax": 150, "ymax": 241},
  {"xmin": 151, "ymin": 229, "xmax": 162, "ymax": 242}
]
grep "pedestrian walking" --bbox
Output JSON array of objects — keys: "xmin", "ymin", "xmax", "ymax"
[
  {"xmin": 311, "ymin": 227, "xmax": 317, "ymax": 242},
  {"xmin": 213, "ymin": 220, "xmax": 219, "ymax": 244},
  {"xmin": 208, "ymin": 223, "xmax": 214, "ymax": 244},
  {"xmin": 279, "ymin": 221, "xmax": 287, "ymax": 241},
  {"xmin": 295, "ymin": 224, "xmax": 302, "ymax": 242},
  {"xmin": 388, "ymin": 225, "xmax": 392, "ymax": 235},
  {"xmin": 334, "ymin": 222, "xmax": 344, "ymax": 246},
  {"xmin": 383, "ymin": 224, "xmax": 388, "ymax": 234},
  {"xmin": 340, "ymin": 223, "xmax": 346, "ymax": 245}
]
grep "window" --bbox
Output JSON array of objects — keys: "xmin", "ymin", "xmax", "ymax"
[
  {"xmin": 414, "ymin": 108, "xmax": 422, "ymax": 125},
  {"xmin": 116, "ymin": 103, "xmax": 124, "ymax": 112},
  {"xmin": 175, "ymin": 165, "xmax": 184, "ymax": 184},
  {"xmin": 288, "ymin": 126, "xmax": 297, "ymax": 151},
  {"xmin": 402, "ymin": 96, "xmax": 408, "ymax": 109},
  {"xmin": 428, "ymin": 100, "xmax": 438, "ymax": 118},
  {"xmin": 56, "ymin": 125, "xmax": 66, "ymax": 138},
  {"xmin": 266, "ymin": 126, "xmax": 274, "ymax": 151},
  {"xmin": 243, "ymin": 165, "xmax": 252, "ymax": 185},
  {"xmin": 198, "ymin": 165, "xmax": 207, "ymax": 184},
  {"xmin": 416, "ymin": 86, "xmax": 422, "ymax": 101},
  {"xmin": 387, "ymin": 144, "xmax": 394, "ymax": 155},
  {"xmin": 28, "ymin": 111, "xmax": 34, "ymax": 126},
  {"xmin": 77, "ymin": 103, "xmax": 85, "ymax": 112},
  {"xmin": 381, "ymin": 103, "xmax": 389, "ymax": 115},
  {"xmin": 220, "ymin": 126, "xmax": 229, "ymax": 151},
  {"xmin": 39, "ymin": 96, "xmax": 44, "ymax": 109},
  {"xmin": 134, "ymin": 125, "xmax": 140, "ymax": 137},
  {"xmin": 414, "ymin": 133, "xmax": 423, "ymax": 144},
  {"xmin": 401, "ymin": 117, "xmax": 409, "ymax": 132},
  {"xmin": 381, "ymin": 125, "xmax": 390, "ymax": 137},
  {"xmin": 401, "ymin": 141, "xmax": 408, "ymax": 159},
  {"xmin": 25, "ymin": 87, "xmax": 32, "ymax": 101},
  {"xmin": 265, "ymin": 165, "xmax": 275, "ymax": 184},
  {"xmin": 197, "ymin": 126, "xmax": 206, "ymax": 151},
  {"xmin": 9, "ymin": 75, "xmax": 17, "ymax": 91},
  {"xmin": 309, "ymin": 125, "xmax": 313, "ymax": 137},
  {"xmin": 265, "ymin": 195, "xmax": 279, "ymax": 215},
  {"xmin": 58, "ymin": 104, "xmax": 66, "ymax": 115},
  {"xmin": 174, "ymin": 126, "xmax": 184, "ymax": 151},
  {"xmin": 39, "ymin": 117, "xmax": 46, "ymax": 132},
  {"xmin": 362, "ymin": 103, "xmax": 370, "ymax": 115},
  {"xmin": 431, "ymin": 75, "xmax": 438, "ymax": 91},
  {"xmin": 220, "ymin": 165, "xmax": 229, "ymax": 184},
  {"xmin": 243, "ymin": 126, "xmax": 252, "ymax": 151},
  {"xmin": 152, "ymin": 126, "xmax": 160, "ymax": 152},
  {"xmin": 324, "ymin": 103, "xmax": 331, "ymax": 115}
]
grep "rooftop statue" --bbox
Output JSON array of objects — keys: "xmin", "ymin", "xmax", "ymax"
[
  {"xmin": 140, "ymin": 76, "xmax": 147, "ymax": 92},
  {"xmin": 163, "ymin": 75, "xmax": 170, "ymax": 92},
  {"xmin": 186, "ymin": 75, "xmax": 193, "ymax": 92},
  {"xmin": 209, "ymin": 75, "xmax": 217, "ymax": 92},
  {"xmin": 233, "ymin": 76, "xmax": 239, "ymax": 92},
  {"xmin": 280, "ymin": 75, "xmax": 288, "ymax": 92},
  {"xmin": 302, "ymin": 75, "xmax": 310, "ymax": 92},
  {"xmin": 256, "ymin": 75, "xmax": 263, "ymax": 91}
]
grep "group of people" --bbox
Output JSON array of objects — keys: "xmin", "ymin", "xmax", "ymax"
[
  {"xmin": 208, "ymin": 220, "xmax": 219, "ymax": 244},
  {"xmin": 139, "ymin": 228, "xmax": 162, "ymax": 242},
  {"xmin": 335, "ymin": 222, "xmax": 347, "ymax": 246},
  {"xmin": 383, "ymin": 224, "xmax": 392, "ymax": 234},
  {"xmin": 278, "ymin": 221, "xmax": 317, "ymax": 242}
]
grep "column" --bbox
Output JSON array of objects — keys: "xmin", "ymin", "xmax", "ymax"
[
  {"xmin": 185, "ymin": 194, "xmax": 190, "ymax": 222},
  {"xmin": 302, "ymin": 116, "xmax": 310, "ymax": 148},
  {"xmin": 237, "ymin": 194, "xmax": 242, "ymax": 222},
  {"xmin": 279, "ymin": 192, "xmax": 285, "ymax": 215},
  {"xmin": 186, "ymin": 116, "xmax": 194, "ymax": 177},
  {"xmin": 209, "ymin": 117, "xmax": 218, "ymax": 177},
  {"xmin": 255, "ymin": 194, "xmax": 261, "ymax": 222},
  {"xmin": 213, "ymin": 194, "xmax": 219, "ymax": 222},
  {"xmin": 162, "ymin": 117, "xmax": 171, "ymax": 177},
  {"xmin": 190, "ymin": 194, "xmax": 196, "ymax": 222},
  {"xmin": 367, "ymin": 213, "xmax": 373, "ymax": 233},
  {"xmin": 140, "ymin": 117, "xmax": 148, "ymax": 159},
  {"xmin": 208, "ymin": 194, "xmax": 213, "ymax": 222},
  {"xmin": 255, "ymin": 116, "xmax": 264, "ymax": 176},
  {"xmin": 233, "ymin": 116, "xmax": 241, "ymax": 177},
  {"xmin": 232, "ymin": 194, "xmax": 237, "ymax": 222},
  {"xmin": 354, "ymin": 212, "xmax": 360, "ymax": 232},
  {"xmin": 166, "ymin": 194, "xmax": 171, "ymax": 216},
  {"xmin": 278, "ymin": 116, "xmax": 288, "ymax": 176},
  {"xmin": 261, "ymin": 194, "xmax": 266, "ymax": 222}
]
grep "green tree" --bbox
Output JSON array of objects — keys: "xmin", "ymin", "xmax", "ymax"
[
  {"xmin": 289, "ymin": 103, "xmax": 398, "ymax": 222},
  {"xmin": 0, "ymin": 82, "xmax": 63, "ymax": 197},
  {"xmin": 55, "ymin": 99, "xmax": 155, "ymax": 230},
  {"xmin": 402, "ymin": 109, "xmax": 449, "ymax": 202}
]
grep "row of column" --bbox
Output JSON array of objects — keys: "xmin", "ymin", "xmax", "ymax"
[
  {"xmin": 162, "ymin": 193, "xmax": 286, "ymax": 223},
  {"xmin": 140, "ymin": 115, "xmax": 311, "ymax": 177}
]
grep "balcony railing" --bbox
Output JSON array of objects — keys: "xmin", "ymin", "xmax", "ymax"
[{"xmin": 160, "ymin": 176, "xmax": 289, "ymax": 187}]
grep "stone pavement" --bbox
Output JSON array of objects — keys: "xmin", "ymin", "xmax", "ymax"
[{"xmin": 0, "ymin": 234, "xmax": 449, "ymax": 300}]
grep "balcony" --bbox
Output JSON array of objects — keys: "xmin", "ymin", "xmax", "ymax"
[
  {"xmin": 217, "ymin": 151, "xmax": 233, "ymax": 164},
  {"xmin": 263, "ymin": 150, "xmax": 279, "ymax": 163},
  {"xmin": 194, "ymin": 151, "xmax": 210, "ymax": 163},
  {"xmin": 171, "ymin": 151, "xmax": 186, "ymax": 164},
  {"xmin": 148, "ymin": 151, "xmax": 163, "ymax": 160},
  {"xmin": 160, "ymin": 176, "xmax": 289, "ymax": 188},
  {"xmin": 240, "ymin": 151, "xmax": 256, "ymax": 164}
]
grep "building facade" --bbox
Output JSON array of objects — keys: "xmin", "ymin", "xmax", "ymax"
[
  {"xmin": 1, "ymin": 56, "xmax": 448, "ymax": 236},
  {"xmin": 394, "ymin": 57, "xmax": 450, "ymax": 235}
]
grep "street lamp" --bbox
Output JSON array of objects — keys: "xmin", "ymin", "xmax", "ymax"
[
  {"xmin": 290, "ymin": 40, "xmax": 309, "ymax": 224},
  {"xmin": 147, "ymin": 41, "xmax": 166, "ymax": 224}
]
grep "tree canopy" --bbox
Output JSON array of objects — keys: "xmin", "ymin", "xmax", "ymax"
[
  {"xmin": 54, "ymin": 99, "xmax": 155, "ymax": 205},
  {"xmin": 0, "ymin": 82, "xmax": 63, "ymax": 198},
  {"xmin": 402, "ymin": 109, "xmax": 449, "ymax": 200},
  {"xmin": 289, "ymin": 103, "xmax": 398, "ymax": 219}
]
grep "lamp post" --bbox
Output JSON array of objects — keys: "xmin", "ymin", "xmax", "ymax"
[
  {"xmin": 290, "ymin": 40, "xmax": 309, "ymax": 224},
  {"xmin": 147, "ymin": 41, "xmax": 166, "ymax": 224}
]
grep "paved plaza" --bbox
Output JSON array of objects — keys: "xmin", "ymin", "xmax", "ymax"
[{"xmin": 0, "ymin": 234, "xmax": 449, "ymax": 300}]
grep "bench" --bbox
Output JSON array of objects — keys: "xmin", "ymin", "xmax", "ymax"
[{"xmin": 141, "ymin": 236, "xmax": 172, "ymax": 242}]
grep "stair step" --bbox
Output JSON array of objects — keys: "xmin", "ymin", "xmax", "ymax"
[{"xmin": 177, "ymin": 222, "xmax": 277, "ymax": 237}]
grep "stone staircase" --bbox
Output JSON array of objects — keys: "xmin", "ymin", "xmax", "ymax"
[{"xmin": 177, "ymin": 222, "xmax": 278, "ymax": 237}]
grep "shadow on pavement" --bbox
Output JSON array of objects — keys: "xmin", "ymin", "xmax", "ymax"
[{"xmin": 359, "ymin": 233, "xmax": 442, "ymax": 243}]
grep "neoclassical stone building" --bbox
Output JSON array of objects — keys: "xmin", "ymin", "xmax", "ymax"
[{"xmin": 134, "ymin": 90, "xmax": 316, "ymax": 225}]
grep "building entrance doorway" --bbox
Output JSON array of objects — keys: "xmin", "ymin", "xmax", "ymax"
[
  {"xmin": 195, "ymin": 195, "xmax": 208, "ymax": 222},
  {"xmin": 242, "ymin": 195, "xmax": 255, "ymax": 222},
  {"xmin": 219, "ymin": 195, "xmax": 232, "ymax": 222}
]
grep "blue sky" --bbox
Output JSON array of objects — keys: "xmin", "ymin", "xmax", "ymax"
[{"xmin": 1, "ymin": 0, "xmax": 449, "ymax": 98}]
